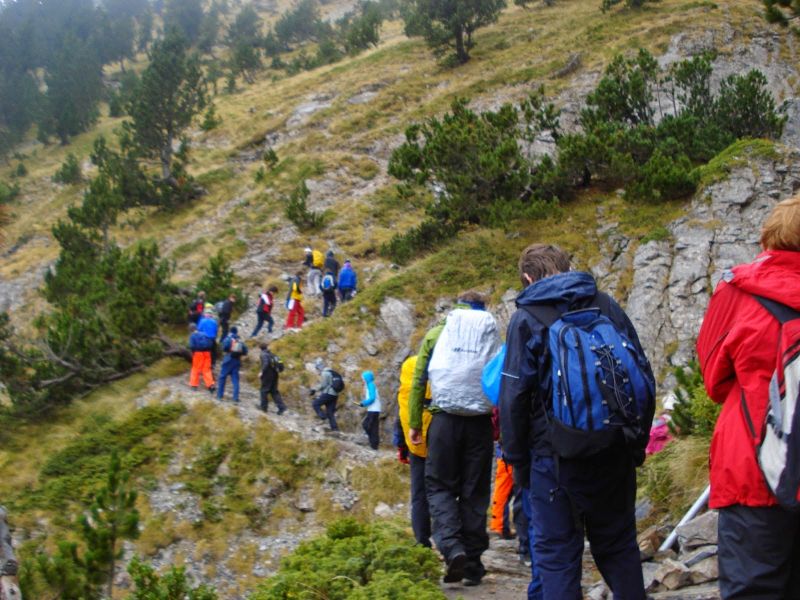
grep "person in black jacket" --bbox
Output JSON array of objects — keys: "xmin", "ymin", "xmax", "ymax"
[
  {"xmin": 219, "ymin": 294, "xmax": 236, "ymax": 341},
  {"xmin": 258, "ymin": 342, "xmax": 286, "ymax": 414},
  {"xmin": 188, "ymin": 291, "xmax": 206, "ymax": 324},
  {"xmin": 324, "ymin": 250, "xmax": 340, "ymax": 279},
  {"xmin": 499, "ymin": 244, "xmax": 654, "ymax": 600}
]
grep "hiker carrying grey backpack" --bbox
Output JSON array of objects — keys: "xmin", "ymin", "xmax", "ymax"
[{"xmin": 408, "ymin": 291, "xmax": 500, "ymax": 586}]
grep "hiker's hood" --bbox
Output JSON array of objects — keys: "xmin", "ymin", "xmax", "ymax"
[
  {"xmin": 726, "ymin": 250, "xmax": 800, "ymax": 312},
  {"xmin": 516, "ymin": 271, "xmax": 597, "ymax": 307}
]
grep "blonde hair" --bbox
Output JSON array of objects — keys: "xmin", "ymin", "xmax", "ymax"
[{"xmin": 761, "ymin": 195, "xmax": 800, "ymax": 251}]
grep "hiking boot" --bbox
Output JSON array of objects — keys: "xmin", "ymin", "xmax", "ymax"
[
  {"xmin": 208, "ymin": 385, "xmax": 216, "ymax": 394},
  {"xmin": 276, "ymin": 408, "xmax": 286, "ymax": 415},
  {"xmin": 519, "ymin": 552, "xmax": 532, "ymax": 567},
  {"xmin": 462, "ymin": 560, "xmax": 486, "ymax": 587},
  {"xmin": 443, "ymin": 552, "xmax": 467, "ymax": 583}
]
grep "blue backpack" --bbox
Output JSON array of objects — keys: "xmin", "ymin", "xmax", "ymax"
[
  {"xmin": 321, "ymin": 274, "xmax": 335, "ymax": 291},
  {"xmin": 525, "ymin": 295, "xmax": 655, "ymax": 460},
  {"xmin": 481, "ymin": 344, "xmax": 506, "ymax": 406}
]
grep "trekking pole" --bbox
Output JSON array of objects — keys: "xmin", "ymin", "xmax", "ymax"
[{"xmin": 657, "ymin": 484, "xmax": 711, "ymax": 552}]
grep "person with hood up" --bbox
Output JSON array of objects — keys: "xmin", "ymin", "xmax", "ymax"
[
  {"xmin": 310, "ymin": 358, "xmax": 341, "ymax": 431},
  {"xmin": 188, "ymin": 323, "xmax": 215, "ymax": 393},
  {"xmin": 324, "ymin": 250, "xmax": 340, "ymax": 279},
  {"xmin": 338, "ymin": 260, "xmax": 357, "ymax": 302},
  {"xmin": 499, "ymin": 243, "xmax": 653, "ymax": 600},
  {"xmin": 217, "ymin": 326, "xmax": 248, "ymax": 403},
  {"xmin": 219, "ymin": 293, "xmax": 236, "ymax": 341},
  {"xmin": 320, "ymin": 269, "xmax": 337, "ymax": 317},
  {"xmin": 197, "ymin": 303, "xmax": 220, "ymax": 367},
  {"xmin": 360, "ymin": 370, "xmax": 381, "ymax": 450},
  {"xmin": 697, "ymin": 195, "xmax": 800, "ymax": 598},
  {"xmin": 258, "ymin": 342, "xmax": 286, "ymax": 414}
]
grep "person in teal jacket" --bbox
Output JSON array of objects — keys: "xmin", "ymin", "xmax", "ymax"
[{"xmin": 361, "ymin": 370, "xmax": 382, "ymax": 449}]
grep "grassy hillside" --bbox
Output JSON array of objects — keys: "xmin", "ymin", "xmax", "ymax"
[{"xmin": 0, "ymin": 0, "xmax": 770, "ymax": 324}]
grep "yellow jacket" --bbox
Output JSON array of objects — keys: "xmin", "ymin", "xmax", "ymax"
[
  {"xmin": 398, "ymin": 355, "xmax": 432, "ymax": 458},
  {"xmin": 312, "ymin": 249, "xmax": 324, "ymax": 269},
  {"xmin": 290, "ymin": 278, "xmax": 303, "ymax": 301}
]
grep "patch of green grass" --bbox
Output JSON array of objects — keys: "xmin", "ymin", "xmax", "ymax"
[
  {"xmin": 16, "ymin": 403, "xmax": 185, "ymax": 512},
  {"xmin": 196, "ymin": 167, "xmax": 235, "ymax": 187},
  {"xmin": 638, "ymin": 436, "xmax": 710, "ymax": 519},
  {"xmin": 172, "ymin": 237, "xmax": 208, "ymax": 260},
  {"xmin": 693, "ymin": 138, "xmax": 781, "ymax": 188},
  {"xmin": 350, "ymin": 459, "xmax": 408, "ymax": 517},
  {"xmin": 641, "ymin": 225, "xmax": 672, "ymax": 243}
]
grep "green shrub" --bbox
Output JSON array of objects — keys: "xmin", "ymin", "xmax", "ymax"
[
  {"xmin": 379, "ymin": 219, "xmax": 460, "ymax": 265},
  {"xmin": 670, "ymin": 361, "xmax": 721, "ymax": 438},
  {"xmin": 0, "ymin": 181, "xmax": 20, "ymax": 204},
  {"xmin": 200, "ymin": 104, "xmax": 223, "ymax": 131},
  {"xmin": 15, "ymin": 404, "xmax": 184, "ymax": 512},
  {"xmin": 284, "ymin": 180, "xmax": 324, "ymax": 230},
  {"xmin": 250, "ymin": 518, "xmax": 444, "ymax": 600},
  {"xmin": 625, "ymin": 144, "xmax": 697, "ymax": 202},
  {"xmin": 53, "ymin": 154, "xmax": 83, "ymax": 185},
  {"xmin": 601, "ymin": 0, "xmax": 658, "ymax": 11},
  {"xmin": 196, "ymin": 250, "xmax": 247, "ymax": 308},
  {"xmin": 14, "ymin": 162, "xmax": 27, "ymax": 177},
  {"xmin": 127, "ymin": 557, "xmax": 218, "ymax": 599},
  {"xmin": 714, "ymin": 70, "xmax": 785, "ymax": 140}
]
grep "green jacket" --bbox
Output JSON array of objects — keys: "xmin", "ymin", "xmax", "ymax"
[{"xmin": 408, "ymin": 322, "xmax": 444, "ymax": 430}]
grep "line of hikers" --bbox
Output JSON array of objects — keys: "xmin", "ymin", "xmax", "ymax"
[
  {"xmin": 188, "ymin": 198, "xmax": 800, "ymax": 598},
  {"xmin": 392, "ymin": 198, "xmax": 800, "ymax": 599}
]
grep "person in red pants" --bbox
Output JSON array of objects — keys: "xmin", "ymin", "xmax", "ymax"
[{"xmin": 285, "ymin": 272, "xmax": 304, "ymax": 330}]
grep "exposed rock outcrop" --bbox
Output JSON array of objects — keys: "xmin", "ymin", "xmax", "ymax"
[{"xmin": 623, "ymin": 146, "xmax": 800, "ymax": 384}]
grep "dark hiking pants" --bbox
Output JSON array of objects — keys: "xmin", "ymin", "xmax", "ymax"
[
  {"xmin": 520, "ymin": 484, "xmax": 544, "ymax": 600},
  {"xmin": 259, "ymin": 382, "xmax": 285, "ymax": 413},
  {"xmin": 410, "ymin": 453, "xmax": 432, "ymax": 547},
  {"xmin": 513, "ymin": 481, "xmax": 529, "ymax": 550},
  {"xmin": 251, "ymin": 312, "xmax": 273, "ymax": 337},
  {"xmin": 529, "ymin": 450, "xmax": 644, "ymax": 600},
  {"xmin": 362, "ymin": 411, "xmax": 380, "ymax": 449},
  {"xmin": 312, "ymin": 393, "xmax": 338, "ymax": 430},
  {"xmin": 718, "ymin": 504, "xmax": 800, "ymax": 599},
  {"xmin": 425, "ymin": 412, "xmax": 493, "ymax": 567}
]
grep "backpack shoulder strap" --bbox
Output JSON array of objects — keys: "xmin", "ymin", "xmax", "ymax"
[
  {"xmin": 753, "ymin": 295, "xmax": 800, "ymax": 325},
  {"xmin": 521, "ymin": 304, "xmax": 561, "ymax": 327}
]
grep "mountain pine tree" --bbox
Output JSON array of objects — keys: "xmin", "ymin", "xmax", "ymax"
[
  {"xmin": 402, "ymin": 0, "xmax": 506, "ymax": 63},
  {"xmin": 124, "ymin": 28, "xmax": 207, "ymax": 183},
  {"xmin": 39, "ymin": 35, "xmax": 104, "ymax": 144},
  {"xmin": 22, "ymin": 453, "xmax": 140, "ymax": 599}
]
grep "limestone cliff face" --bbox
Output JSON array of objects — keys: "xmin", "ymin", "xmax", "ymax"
[{"xmin": 620, "ymin": 147, "xmax": 800, "ymax": 386}]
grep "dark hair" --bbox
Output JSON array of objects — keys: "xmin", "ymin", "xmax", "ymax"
[
  {"xmin": 518, "ymin": 243, "xmax": 570, "ymax": 286},
  {"xmin": 457, "ymin": 290, "xmax": 487, "ymax": 305},
  {"xmin": 268, "ymin": 285, "xmax": 278, "ymax": 293},
  {"xmin": 259, "ymin": 342, "xmax": 268, "ymax": 350}
]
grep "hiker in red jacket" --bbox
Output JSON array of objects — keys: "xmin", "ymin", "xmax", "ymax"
[
  {"xmin": 251, "ymin": 285, "xmax": 277, "ymax": 337},
  {"xmin": 697, "ymin": 195, "xmax": 800, "ymax": 598}
]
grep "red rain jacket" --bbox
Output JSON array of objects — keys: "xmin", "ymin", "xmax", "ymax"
[{"xmin": 697, "ymin": 250, "xmax": 800, "ymax": 508}]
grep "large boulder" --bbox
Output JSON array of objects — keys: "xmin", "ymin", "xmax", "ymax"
[{"xmin": 676, "ymin": 511, "xmax": 718, "ymax": 554}]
